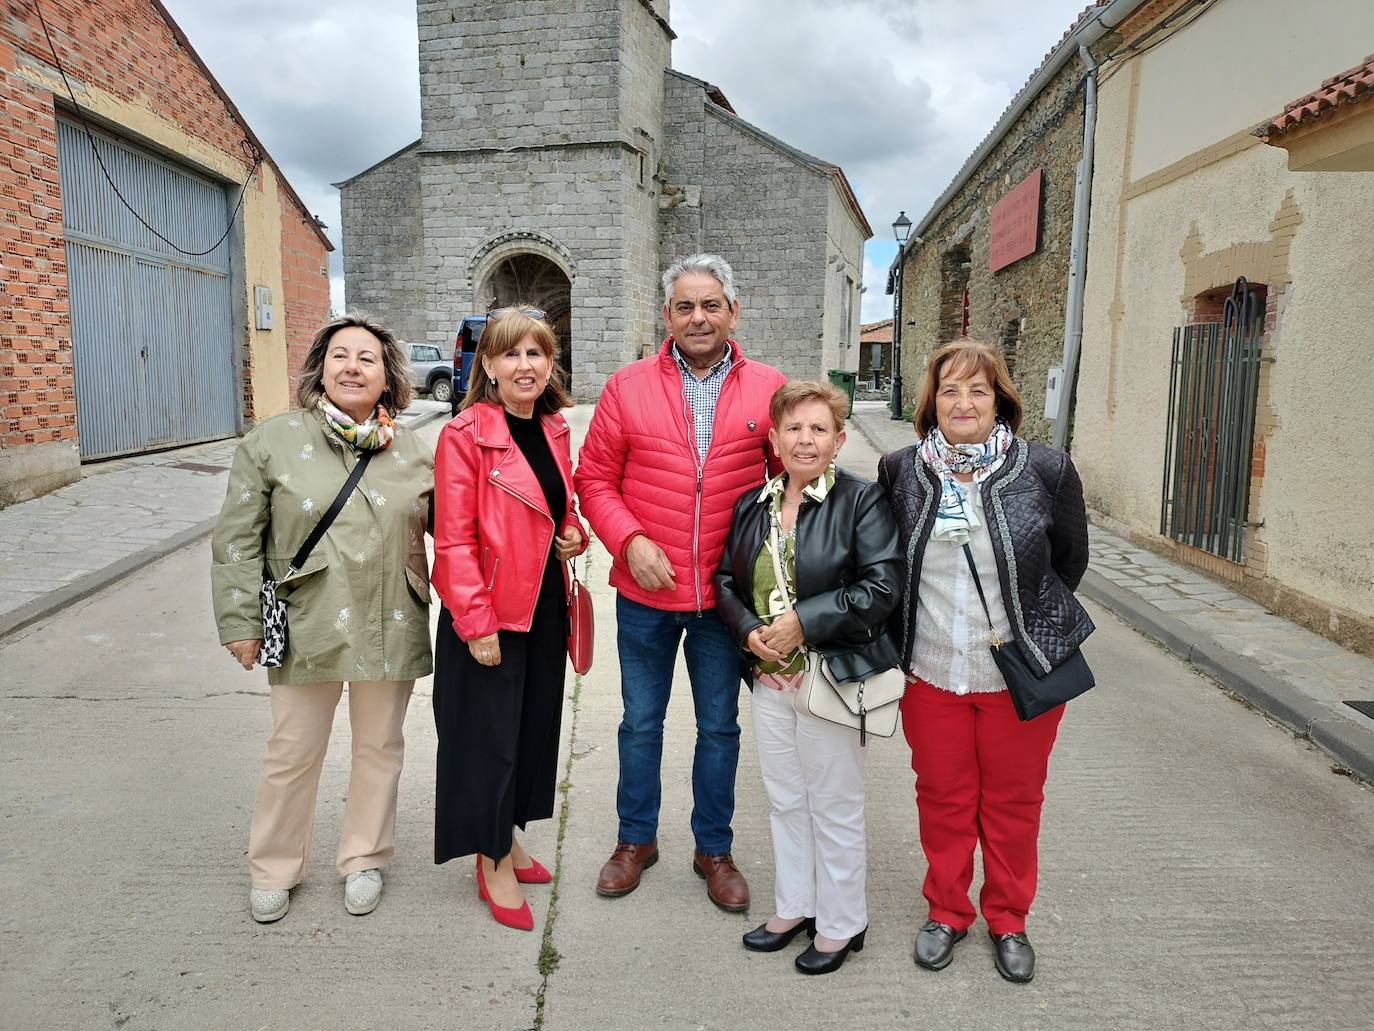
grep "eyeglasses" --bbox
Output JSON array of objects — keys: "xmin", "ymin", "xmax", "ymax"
[{"xmin": 487, "ymin": 306, "xmax": 546, "ymax": 321}]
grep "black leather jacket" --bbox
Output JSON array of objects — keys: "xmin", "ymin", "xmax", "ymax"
[
  {"xmin": 877, "ymin": 438, "xmax": 1093, "ymax": 678},
  {"xmin": 713, "ymin": 468, "xmax": 904, "ymax": 688}
]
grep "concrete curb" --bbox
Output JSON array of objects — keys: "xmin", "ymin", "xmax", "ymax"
[
  {"xmin": 0, "ymin": 517, "xmax": 218, "ymax": 644},
  {"xmin": 398, "ymin": 407, "xmax": 448, "ymax": 432},
  {"xmin": 1080, "ymin": 569, "xmax": 1374, "ymax": 784}
]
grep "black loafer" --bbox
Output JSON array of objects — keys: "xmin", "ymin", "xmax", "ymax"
[
  {"xmin": 795, "ymin": 927, "xmax": 866, "ymax": 975},
  {"xmin": 991, "ymin": 931, "xmax": 1035, "ymax": 983},
  {"xmin": 742, "ymin": 917, "xmax": 816, "ymax": 953},
  {"xmin": 914, "ymin": 919, "xmax": 967, "ymax": 970}
]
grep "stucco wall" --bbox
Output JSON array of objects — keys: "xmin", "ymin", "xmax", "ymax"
[
  {"xmin": 1074, "ymin": 5, "xmax": 1374, "ymax": 622},
  {"xmin": 1129, "ymin": 0, "xmax": 1374, "ymax": 181}
]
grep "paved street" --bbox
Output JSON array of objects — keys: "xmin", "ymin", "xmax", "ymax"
[{"xmin": 2, "ymin": 405, "xmax": 1372, "ymax": 1030}]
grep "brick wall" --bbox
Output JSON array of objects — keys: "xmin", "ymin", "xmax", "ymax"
[
  {"xmin": 0, "ymin": 36, "xmax": 71, "ymax": 459},
  {"xmin": 279, "ymin": 201, "xmax": 330, "ymax": 389},
  {"xmin": 1, "ymin": 0, "xmax": 328, "ymax": 503}
]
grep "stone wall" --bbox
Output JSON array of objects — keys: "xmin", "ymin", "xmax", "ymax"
[
  {"xmin": 418, "ymin": 0, "xmax": 624, "ymax": 152},
  {"xmin": 657, "ymin": 71, "xmax": 707, "ymax": 276},
  {"xmin": 417, "ymin": 144, "xmax": 644, "ymax": 393},
  {"xmin": 339, "ymin": 144, "xmax": 427, "ymax": 345},
  {"xmin": 822, "ymin": 179, "xmax": 865, "ymax": 375},
  {"xmin": 896, "ymin": 41, "xmax": 1111, "ymax": 443},
  {"xmin": 697, "ymin": 107, "xmax": 830, "ymax": 381}
]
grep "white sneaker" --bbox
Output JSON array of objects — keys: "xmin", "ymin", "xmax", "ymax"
[
  {"xmin": 250, "ymin": 888, "xmax": 289, "ymax": 923},
  {"xmin": 344, "ymin": 868, "xmax": 383, "ymax": 915}
]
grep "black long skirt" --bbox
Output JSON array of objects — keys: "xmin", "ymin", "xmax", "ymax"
[{"xmin": 433, "ymin": 555, "xmax": 567, "ymax": 863}]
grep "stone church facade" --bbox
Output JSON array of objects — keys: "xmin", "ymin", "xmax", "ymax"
[{"xmin": 336, "ymin": 0, "xmax": 870, "ymax": 396}]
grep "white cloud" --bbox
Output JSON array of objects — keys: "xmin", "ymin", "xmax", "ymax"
[{"xmin": 163, "ymin": 0, "xmax": 1093, "ymax": 317}]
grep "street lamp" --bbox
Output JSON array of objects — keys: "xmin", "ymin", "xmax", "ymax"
[{"xmin": 890, "ymin": 210, "xmax": 912, "ymax": 420}]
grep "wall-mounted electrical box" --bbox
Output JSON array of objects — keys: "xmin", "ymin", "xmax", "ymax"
[
  {"xmin": 254, "ymin": 285, "xmax": 274, "ymax": 331},
  {"xmin": 1044, "ymin": 365, "xmax": 1064, "ymax": 419}
]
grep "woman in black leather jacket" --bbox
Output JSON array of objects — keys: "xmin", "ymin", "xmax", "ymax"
[
  {"xmin": 714, "ymin": 381, "xmax": 902, "ymax": 976},
  {"xmin": 877, "ymin": 338, "xmax": 1091, "ymax": 985}
]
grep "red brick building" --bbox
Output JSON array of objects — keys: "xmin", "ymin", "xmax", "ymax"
[{"xmin": 1, "ymin": 0, "xmax": 331, "ymax": 505}]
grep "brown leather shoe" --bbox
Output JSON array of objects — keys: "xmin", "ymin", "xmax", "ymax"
[
  {"xmin": 595, "ymin": 841, "xmax": 659, "ymax": 897},
  {"xmin": 693, "ymin": 850, "xmax": 749, "ymax": 912}
]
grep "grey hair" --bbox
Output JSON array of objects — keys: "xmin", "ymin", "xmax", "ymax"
[
  {"xmin": 296, "ymin": 311, "xmax": 413, "ymax": 414},
  {"xmin": 661, "ymin": 253, "xmax": 738, "ymax": 306}
]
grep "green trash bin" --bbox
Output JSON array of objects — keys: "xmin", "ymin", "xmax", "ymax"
[{"xmin": 827, "ymin": 369, "xmax": 857, "ymax": 417}]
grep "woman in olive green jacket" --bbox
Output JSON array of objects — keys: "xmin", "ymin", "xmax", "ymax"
[{"xmin": 211, "ymin": 313, "xmax": 434, "ymax": 924}]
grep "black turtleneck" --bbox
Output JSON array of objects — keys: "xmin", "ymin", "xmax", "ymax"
[{"xmin": 505, "ymin": 410, "xmax": 566, "ymax": 532}]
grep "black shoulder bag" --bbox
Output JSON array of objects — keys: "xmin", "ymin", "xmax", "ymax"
[
  {"xmin": 961, "ymin": 543, "xmax": 1094, "ymax": 721},
  {"xmin": 256, "ymin": 451, "xmax": 373, "ymax": 668}
]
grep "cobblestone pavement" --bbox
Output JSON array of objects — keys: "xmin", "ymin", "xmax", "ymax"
[
  {"xmin": 846, "ymin": 402, "xmax": 1374, "ymax": 772},
  {"xmin": 0, "ymin": 402, "xmax": 449, "ymax": 636}
]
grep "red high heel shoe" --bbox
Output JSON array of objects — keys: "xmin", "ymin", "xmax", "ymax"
[
  {"xmin": 513, "ymin": 856, "xmax": 553, "ymax": 884},
  {"xmin": 475, "ymin": 856, "xmax": 534, "ymax": 931}
]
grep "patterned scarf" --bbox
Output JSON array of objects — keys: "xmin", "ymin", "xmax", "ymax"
[
  {"xmin": 317, "ymin": 397, "xmax": 396, "ymax": 451},
  {"xmin": 918, "ymin": 422, "xmax": 1014, "ymax": 543}
]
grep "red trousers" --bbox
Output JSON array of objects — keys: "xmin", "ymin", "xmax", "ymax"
[{"xmin": 900, "ymin": 677, "xmax": 1063, "ymax": 935}]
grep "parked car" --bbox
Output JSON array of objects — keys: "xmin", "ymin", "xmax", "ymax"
[
  {"xmin": 407, "ymin": 342, "xmax": 454, "ymax": 404},
  {"xmin": 450, "ymin": 315, "xmax": 487, "ymax": 414}
]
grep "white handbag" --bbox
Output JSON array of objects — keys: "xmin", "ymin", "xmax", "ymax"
[{"xmin": 766, "ymin": 516, "xmax": 905, "ymax": 745}]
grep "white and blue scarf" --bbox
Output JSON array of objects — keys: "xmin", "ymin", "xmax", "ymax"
[{"xmin": 918, "ymin": 422, "xmax": 1014, "ymax": 543}]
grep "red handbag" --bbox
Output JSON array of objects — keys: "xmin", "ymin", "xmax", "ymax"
[{"xmin": 566, "ymin": 562, "xmax": 594, "ymax": 675}]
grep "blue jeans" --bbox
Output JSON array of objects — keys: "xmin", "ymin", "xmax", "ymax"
[{"xmin": 615, "ymin": 594, "xmax": 743, "ymax": 854}]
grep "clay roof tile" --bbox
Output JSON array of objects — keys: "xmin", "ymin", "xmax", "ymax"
[{"xmin": 1256, "ymin": 53, "xmax": 1374, "ymax": 140}]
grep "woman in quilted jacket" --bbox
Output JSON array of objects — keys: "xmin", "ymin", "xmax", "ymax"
[
  {"xmin": 878, "ymin": 338, "xmax": 1092, "ymax": 984},
  {"xmin": 430, "ymin": 306, "xmax": 587, "ymax": 931}
]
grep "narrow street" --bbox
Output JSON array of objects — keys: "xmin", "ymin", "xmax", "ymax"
[{"xmin": 2, "ymin": 411, "xmax": 1371, "ymax": 1030}]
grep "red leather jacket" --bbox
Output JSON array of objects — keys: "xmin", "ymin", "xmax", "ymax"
[
  {"xmin": 575, "ymin": 338, "xmax": 785, "ymax": 612},
  {"xmin": 433, "ymin": 402, "xmax": 588, "ymax": 641}
]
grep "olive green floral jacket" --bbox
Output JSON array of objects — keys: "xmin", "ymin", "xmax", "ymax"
[{"xmin": 211, "ymin": 408, "xmax": 434, "ymax": 685}]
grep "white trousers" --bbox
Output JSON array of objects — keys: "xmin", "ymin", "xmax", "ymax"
[{"xmin": 750, "ymin": 680, "xmax": 867, "ymax": 939}]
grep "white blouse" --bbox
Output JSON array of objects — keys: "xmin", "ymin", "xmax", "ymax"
[{"xmin": 911, "ymin": 474, "xmax": 1014, "ymax": 695}]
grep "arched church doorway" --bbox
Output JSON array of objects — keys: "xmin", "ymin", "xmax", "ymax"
[{"xmin": 478, "ymin": 253, "xmax": 573, "ymax": 386}]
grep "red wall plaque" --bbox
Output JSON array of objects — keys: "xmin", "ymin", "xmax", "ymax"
[{"xmin": 988, "ymin": 169, "xmax": 1042, "ymax": 273}]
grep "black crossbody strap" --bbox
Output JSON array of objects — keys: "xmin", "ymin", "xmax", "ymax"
[
  {"xmin": 289, "ymin": 450, "xmax": 373, "ymax": 573},
  {"xmin": 961, "ymin": 543, "xmax": 999, "ymax": 639}
]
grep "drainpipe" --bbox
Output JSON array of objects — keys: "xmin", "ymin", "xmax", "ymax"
[{"xmin": 1051, "ymin": 44, "xmax": 1098, "ymax": 451}]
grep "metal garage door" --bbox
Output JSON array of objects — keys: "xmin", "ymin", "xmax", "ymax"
[{"xmin": 57, "ymin": 118, "xmax": 239, "ymax": 460}]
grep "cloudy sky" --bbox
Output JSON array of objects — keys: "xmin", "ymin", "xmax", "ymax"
[{"xmin": 163, "ymin": 0, "xmax": 1092, "ymax": 323}]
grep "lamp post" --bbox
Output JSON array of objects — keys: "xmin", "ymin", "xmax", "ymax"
[{"xmin": 889, "ymin": 210, "xmax": 912, "ymax": 420}]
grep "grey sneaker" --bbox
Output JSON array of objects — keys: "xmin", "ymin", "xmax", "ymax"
[
  {"xmin": 250, "ymin": 888, "xmax": 289, "ymax": 923},
  {"xmin": 344, "ymin": 868, "xmax": 383, "ymax": 915}
]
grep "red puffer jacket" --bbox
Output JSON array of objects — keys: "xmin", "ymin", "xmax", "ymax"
[
  {"xmin": 575, "ymin": 339, "xmax": 785, "ymax": 612},
  {"xmin": 433, "ymin": 401, "xmax": 588, "ymax": 642}
]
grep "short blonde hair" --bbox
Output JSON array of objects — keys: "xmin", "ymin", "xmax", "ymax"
[
  {"xmin": 296, "ymin": 312, "xmax": 413, "ymax": 413},
  {"xmin": 769, "ymin": 381, "xmax": 849, "ymax": 434},
  {"xmin": 913, "ymin": 338, "xmax": 1022, "ymax": 437},
  {"xmin": 459, "ymin": 305, "xmax": 572, "ymax": 415}
]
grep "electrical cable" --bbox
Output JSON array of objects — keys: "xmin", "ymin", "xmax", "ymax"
[
  {"xmin": 1097, "ymin": 0, "xmax": 1221, "ymax": 88},
  {"xmin": 31, "ymin": 0, "xmax": 262, "ymax": 258}
]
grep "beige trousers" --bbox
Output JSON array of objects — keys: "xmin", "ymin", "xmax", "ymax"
[{"xmin": 248, "ymin": 680, "xmax": 414, "ymax": 890}]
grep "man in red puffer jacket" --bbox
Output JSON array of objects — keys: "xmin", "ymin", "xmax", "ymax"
[{"xmin": 576, "ymin": 254, "xmax": 786, "ymax": 912}]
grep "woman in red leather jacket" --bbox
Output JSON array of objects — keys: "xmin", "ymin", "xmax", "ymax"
[{"xmin": 431, "ymin": 306, "xmax": 587, "ymax": 930}]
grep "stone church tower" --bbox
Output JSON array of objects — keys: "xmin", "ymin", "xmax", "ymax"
[{"xmin": 338, "ymin": 0, "xmax": 871, "ymax": 396}]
